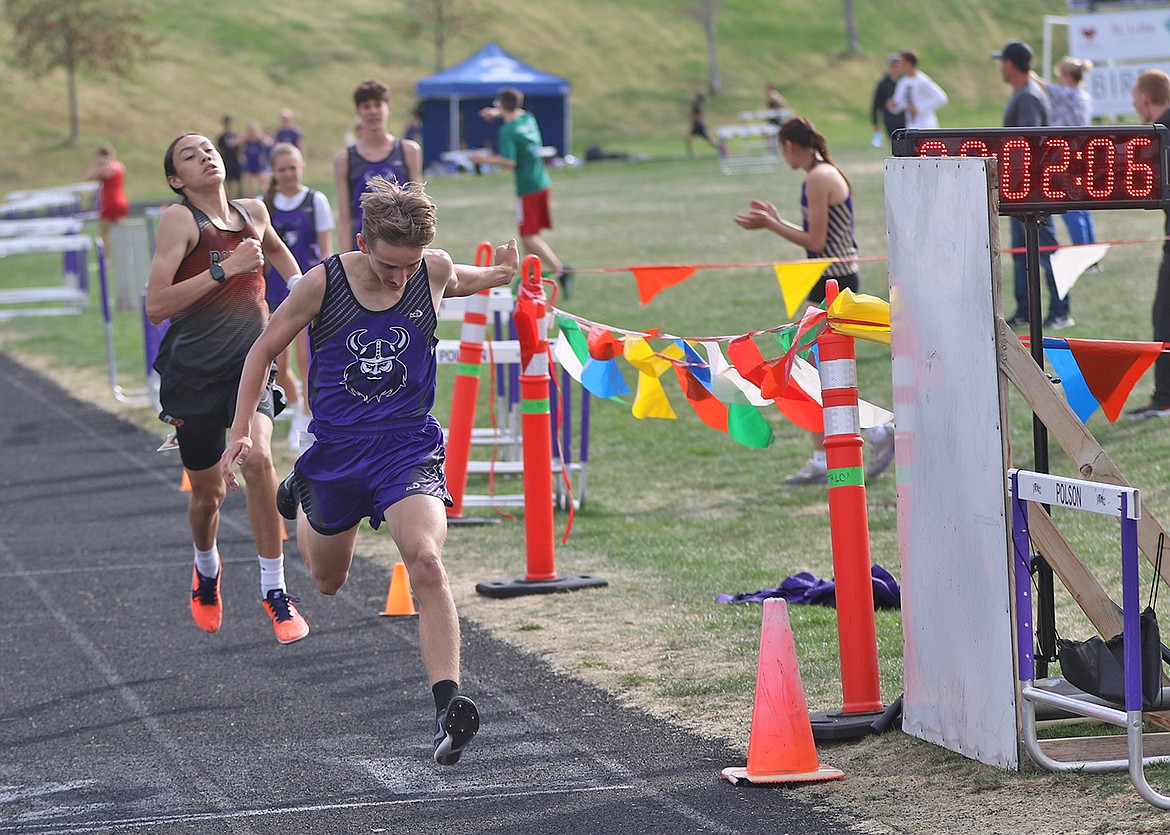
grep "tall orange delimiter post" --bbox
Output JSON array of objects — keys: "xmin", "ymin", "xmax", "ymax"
[
  {"xmin": 443, "ymin": 242, "xmax": 495, "ymax": 523},
  {"xmin": 516, "ymin": 256, "xmax": 556, "ymax": 581},
  {"xmin": 474, "ymin": 256, "xmax": 607, "ymax": 599},
  {"xmin": 810, "ymin": 278, "xmax": 885, "ymax": 740}
]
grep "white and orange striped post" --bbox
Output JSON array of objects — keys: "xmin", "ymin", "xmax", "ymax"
[
  {"xmin": 443, "ymin": 242, "xmax": 495, "ymax": 524},
  {"xmin": 810, "ymin": 278, "xmax": 885, "ymax": 740},
  {"xmin": 474, "ymin": 256, "xmax": 607, "ymax": 599}
]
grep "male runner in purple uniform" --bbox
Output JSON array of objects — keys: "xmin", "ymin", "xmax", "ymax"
[
  {"xmin": 145, "ymin": 132, "xmax": 309, "ymax": 645},
  {"xmin": 332, "ymin": 79, "xmax": 422, "ymax": 249},
  {"xmin": 220, "ymin": 177, "xmax": 518, "ymax": 764}
]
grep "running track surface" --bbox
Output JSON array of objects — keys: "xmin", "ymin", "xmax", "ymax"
[{"xmin": 0, "ymin": 352, "xmax": 855, "ymax": 835}]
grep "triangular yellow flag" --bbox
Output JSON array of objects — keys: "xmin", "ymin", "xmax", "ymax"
[
  {"xmin": 632, "ymin": 372, "xmax": 677, "ymax": 419},
  {"xmin": 625, "ymin": 337, "xmax": 681, "ymax": 419},
  {"xmin": 774, "ymin": 259, "xmax": 835, "ymax": 318},
  {"xmin": 623, "ymin": 336, "xmax": 680, "ymax": 377},
  {"xmin": 826, "ymin": 289, "xmax": 891, "ymax": 345}
]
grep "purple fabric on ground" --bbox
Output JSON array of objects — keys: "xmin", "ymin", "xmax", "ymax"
[{"xmin": 715, "ymin": 563, "xmax": 901, "ymax": 609}]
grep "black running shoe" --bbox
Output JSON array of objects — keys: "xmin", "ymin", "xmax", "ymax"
[
  {"xmin": 433, "ymin": 695, "xmax": 480, "ymax": 765},
  {"xmin": 276, "ymin": 470, "xmax": 299, "ymax": 521},
  {"xmin": 555, "ymin": 265, "xmax": 574, "ymax": 300}
]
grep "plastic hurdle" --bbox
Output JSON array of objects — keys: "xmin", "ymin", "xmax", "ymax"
[
  {"xmin": 1011, "ymin": 469, "xmax": 1170, "ymax": 809},
  {"xmin": 436, "ymin": 259, "xmax": 591, "ymax": 514}
]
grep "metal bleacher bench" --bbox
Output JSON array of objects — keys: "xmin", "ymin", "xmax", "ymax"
[{"xmin": 715, "ymin": 108, "xmax": 792, "ymax": 176}]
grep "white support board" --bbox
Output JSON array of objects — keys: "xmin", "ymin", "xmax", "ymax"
[
  {"xmin": 0, "ymin": 235, "xmax": 93, "ymax": 256},
  {"xmin": 6, "ymin": 182, "xmax": 98, "ymax": 203},
  {"xmin": 885, "ymin": 157, "xmax": 1020, "ymax": 769},
  {"xmin": 0, "ymin": 218, "xmax": 83, "ymax": 238},
  {"xmin": 436, "ymin": 287, "xmax": 514, "ymax": 321},
  {"xmin": 435, "ymin": 339, "xmax": 520, "ymax": 366}
]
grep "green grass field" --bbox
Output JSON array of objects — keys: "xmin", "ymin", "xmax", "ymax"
[{"xmin": 5, "ymin": 139, "xmax": 1170, "ymax": 725}]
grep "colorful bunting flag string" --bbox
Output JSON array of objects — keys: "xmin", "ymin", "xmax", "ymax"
[
  {"xmin": 560, "ymin": 234, "xmax": 1170, "ymax": 306},
  {"xmin": 550, "ymin": 290, "xmax": 893, "ymax": 448}
]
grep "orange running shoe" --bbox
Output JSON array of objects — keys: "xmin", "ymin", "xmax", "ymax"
[
  {"xmin": 261, "ymin": 589, "xmax": 309, "ymax": 644},
  {"xmin": 190, "ymin": 566, "xmax": 222, "ymax": 633}
]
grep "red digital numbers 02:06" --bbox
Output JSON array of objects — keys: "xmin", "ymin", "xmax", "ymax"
[{"xmin": 891, "ymin": 127, "xmax": 1170, "ymax": 214}]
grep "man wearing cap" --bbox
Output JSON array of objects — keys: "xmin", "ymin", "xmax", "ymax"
[
  {"xmin": 1125, "ymin": 70, "xmax": 1170, "ymax": 418},
  {"xmin": 871, "ymin": 54, "xmax": 906, "ymax": 147},
  {"xmin": 995, "ymin": 40, "xmax": 1070, "ymax": 330}
]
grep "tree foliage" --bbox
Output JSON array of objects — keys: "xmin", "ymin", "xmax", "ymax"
[
  {"xmin": 4, "ymin": 0, "xmax": 152, "ymax": 142},
  {"xmin": 398, "ymin": 0, "xmax": 488, "ymax": 72}
]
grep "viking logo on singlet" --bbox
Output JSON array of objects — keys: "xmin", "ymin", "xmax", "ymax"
[{"xmin": 342, "ymin": 327, "xmax": 410, "ymax": 403}]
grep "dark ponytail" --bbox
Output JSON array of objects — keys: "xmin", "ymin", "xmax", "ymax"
[{"xmin": 778, "ymin": 117, "xmax": 851, "ymax": 191}]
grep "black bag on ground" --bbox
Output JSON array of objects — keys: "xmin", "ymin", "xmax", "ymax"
[{"xmin": 1057, "ymin": 607, "xmax": 1163, "ymax": 710}]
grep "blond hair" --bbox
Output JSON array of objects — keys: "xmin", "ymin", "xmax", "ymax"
[{"xmin": 360, "ymin": 177, "xmax": 436, "ymax": 248}]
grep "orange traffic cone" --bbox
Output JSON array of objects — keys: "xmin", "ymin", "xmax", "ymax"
[
  {"xmin": 280, "ymin": 520, "xmax": 289, "ymax": 541},
  {"xmin": 722, "ymin": 598, "xmax": 844, "ymax": 785},
  {"xmin": 180, "ymin": 469, "xmax": 192, "ymax": 492},
  {"xmin": 378, "ymin": 561, "xmax": 417, "ymax": 617}
]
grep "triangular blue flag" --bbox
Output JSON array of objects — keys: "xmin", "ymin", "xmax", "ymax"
[
  {"xmin": 580, "ymin": 357, "xmax": 631, "ymax": 399},
  {"xmin": 676, "ymin": 339, "xmax": 713, "ymax": 391},
  {"xmin": 1044, "ymin": 342, "xmax": 1100, "ymax": 423}
]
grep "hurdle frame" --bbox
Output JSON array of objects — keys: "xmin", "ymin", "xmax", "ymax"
[
  {"xmin": 1012, "ymin": 468, "xmax": 1170, "ymax": 807},
  {"xmin": 436, "ymin": 289, "xmax": 591, "ymax": 511}
]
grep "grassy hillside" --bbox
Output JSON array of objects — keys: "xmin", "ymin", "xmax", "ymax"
[{"xmin": 0, "ymin": 0, "xmax": 1070, "ymax": 201}]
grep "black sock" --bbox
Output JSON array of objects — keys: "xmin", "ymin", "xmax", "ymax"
[{"xmin": 432, "ymin": 679, "xmax": 459, "ymax": 712}]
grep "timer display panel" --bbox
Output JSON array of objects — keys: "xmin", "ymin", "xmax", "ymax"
[{"xmin": 891, "ymin": 126, "xmax": 1170, "ymax": 214}]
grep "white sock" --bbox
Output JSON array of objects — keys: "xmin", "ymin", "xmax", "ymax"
[
  {"xmin": 258, "ymin": 555, "xmax": 286, "ymax": 597},
  {"xmin": 811, "ymin": 450, "xmax": 828, "ymax": 468},
  {"xmin": 194, "ymin": 543, "xmax": 220, "ymax": 578}
]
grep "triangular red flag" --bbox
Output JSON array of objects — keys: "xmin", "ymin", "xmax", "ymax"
[
  {"xmin": 727, "ymin": 336, "xmax": 769, "ymax": 387},
  {"xmin": 727, "ymin": 336, "xmax": 823, "ymax": 432},
  {"xmin": 672, "ymin": 364, "xmax": 729, "ymax": 432},
  {"xmin": 1065, "ymin": 339, "xmax": 1163, "ymax": 422},
  {"xmin": 775, "ymin": 377, "xmax": 824, "ymax": 433},
  {"xmin": 587, "ymin": 326, "xmax": 624, "ymax": 360},
  {"xmin": 630, "ymin": 265, "xmax": 698, "ymax": 305}
]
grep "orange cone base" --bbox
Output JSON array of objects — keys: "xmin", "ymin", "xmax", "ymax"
[
  {"xmin": 475, "ymin": 574, "xmax": 607, "ymax": 599},
  {"xmin": 809, "ymin": 709, "xmax": 885, "ymax": 741},
  {"xmin": 721, "ymin": 763, "xmax": 844, "ymax": 786}
]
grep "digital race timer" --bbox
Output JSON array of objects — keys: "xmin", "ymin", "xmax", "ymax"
[{"xmin": 891, "ymin": 126, "xmax": 1170, "ymax": 214}]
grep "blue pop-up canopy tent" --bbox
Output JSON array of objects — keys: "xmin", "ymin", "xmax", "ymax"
[{"xmin": 415, "ymin": 42, "xmax": 571, "ymax": 170}]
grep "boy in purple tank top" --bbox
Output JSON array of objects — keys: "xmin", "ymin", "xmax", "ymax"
[
  {"xmin": 332, "ymin": 79, "xmax": 422, "ymax": 249},
  {"xmin": 221, "ymin": 177, "xmax": 518, "ymax": 765}
]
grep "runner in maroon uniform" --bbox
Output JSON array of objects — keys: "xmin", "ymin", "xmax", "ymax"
[{"xmin": 145, "ymin": 132, "xmax": 310, "ymax": 645}]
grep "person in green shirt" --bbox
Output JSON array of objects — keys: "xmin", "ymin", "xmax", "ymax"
[{"xmin": 472, "ymin": 88, "xmax": 573, "ymax": 296}]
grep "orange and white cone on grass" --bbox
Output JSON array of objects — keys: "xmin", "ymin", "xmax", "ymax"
[
  {"xmin": 722, "ymin": 597, "xmax": 844, "ymax": 785},
  {"xmin": 379, "ymin": 561, "xmax": 417, "ymax": 616}
]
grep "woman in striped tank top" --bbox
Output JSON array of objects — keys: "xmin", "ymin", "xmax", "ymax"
[{"xmin": 735, "ymin": 117, "xmax": 893, "ymax": 486}]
